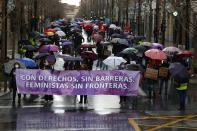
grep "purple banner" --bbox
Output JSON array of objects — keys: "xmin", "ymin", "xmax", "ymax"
[{"xmin": 16, "ymin": 69, "xmax": 140, "ymax": 96}]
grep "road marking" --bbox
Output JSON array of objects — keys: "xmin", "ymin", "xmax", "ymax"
[
  {"xmin": 138, "ymin": 124, "xmax": 197, "ymax": 130},
  {"xmin": 128, "ymin": 119, "xmax": 141, "ymax": 131},
  {"xmin": 146, "ymin": 115, "xmax": 197, "ymax": 131}
]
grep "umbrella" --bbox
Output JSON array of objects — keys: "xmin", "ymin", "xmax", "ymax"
[
  {"xmin": 46, "ymin": 55, "xmax": 56, "ymax": 64},
  {"xmin": 3, "ymin": 60, "xmax": 26, "ymax": 74},
  {"xmin": 40, "ymin": 34, "xmax": 47, "ymax": 38},
  {"xmin": 18, "ymin": 40, "xmax": 32, "ymax": 45},
  {"xmin": 111, "ymin": 38, "xmax": 120, "ymax": 44},
  {"xmin": 126, "ymin": 35, "xmax": 135, "ymax": 40},
  {"xmin": 152, "ymin": 43, "xmax": 163, "ymax": 46},
  {"xmin": 93, "ymin": 34, "xmax": 104, "ymax": 42},
  {"xmin": 39, "ymin": 45, "xmax": 59, "ymax": 53},
  {"xmin": 29, "ymin": 31, "xmax": 40, "ymax": 39},
  {"xmin": 134, "ymin": 36, "xmax": 146, "ymax": 40},
  {"xmin": 103, "ymin": 56, "xmax": 127, "ymax": 68},
  {"xmin": 134, "ymin": 45, "xmax": 150, "ymax": 57},
  {"xmin": 176, "ymin": 50, "xmax": 195, "ymax": 57},
  {"xmin": 151, "ymin": 45, "xmax": 164, "ymax": 50},
  {"xmin": 57, "ymin": 54, "xmax": 71, "ymax": 59},
  {"xmin": 60, "ymin": 41, "xmax": 73, "ymax": 46},
  {"xmin": 17, "ymin": 58, "xmax": 37, "ymax": 68},
  {"xmin": 141, "ymin": 42, "xmax": 153, "ymax": 47},
  {"xmin": 163, "ymin": 47, "xmax": 181, "ymax": 55},
  {"xmin": 53, "ymin": 27, "xmax": 62, "ymax": 31},
  {"xmin": 123, "ymin": 48, "xmax": 138, "ymax": 54},
  {"xmin": 100, "ymin": 41, "xmax": 112, "ymax": 46},
  {"xmin": 71, "ymin": 23, "xmax": 80, "ymax": 27},
  {"xmin": 46, "ymin": 32, "xmax": 55, "ymax": 36},
  {"xmin": 169, "ymin": 62, "xmax": 190, "ymax": 83},
  {"xmin": 80, "ymin": 44, "xmax": 96, "ymax": 48},
  {"xmin": 39, "ymin": 38, "xmax": 52, "ymax": 44},
  {"xmin": 109, "ymin": 24, "xmax": 117, "ymax": 29},
  {"xmin": 111, "ymin": 33, "xmax": 123, "ymax": 38},
  {"xmin": 45, "ymin": 29, "xmax": 56, "ymax": 33},
  {"xmin": 35, "ymin": 53, "xmax": 50, "ymax": 59},
  {"xmin": 93, "ymin": 25, "xmax": 99, "ymax": 30},
  {"xmin": 23, "ymin": 45, "xmax": 37, "ymax": 51},
  {"xmin": 84, "ymin": 24, "xmax": 93, "ymax": 30},
  {"xmin": 63, "ymin": 57, "xmax": 83, "ymax": 62},
  {"xmin": 55, "ymin": 31, "xmax": 66, "ymax": 37},
  {"xmin": 117, "ymin": 39, "xmax": 129, "ymax": 46},
  {"xmin": 81, "ymin": 51, "xmax": 98, "ymax": 60},
  {"xmin": 145, "ymin": 49, "xmax": 167, "ymax": 60}
]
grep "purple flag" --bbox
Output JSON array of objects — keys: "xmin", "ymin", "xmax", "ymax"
[{"xmin": 16, "ymin": 69, "xmax": 140, "ymax": 96}]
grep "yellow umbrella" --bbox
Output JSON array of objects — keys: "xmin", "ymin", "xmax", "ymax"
[{"xmin": 46, "ymin": 32, "xmax": 54, "ymax": 36}]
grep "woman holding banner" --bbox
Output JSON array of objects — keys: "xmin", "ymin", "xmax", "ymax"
[
  {"xmin": 11, "ymin": 62, "xmax": 21, "ymax": 105},
  {"xmin": 79, "ymin": 63, "xmax": 88, "ymax": 104}
]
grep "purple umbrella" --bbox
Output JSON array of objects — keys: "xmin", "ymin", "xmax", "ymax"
[
  {"xmin": 39, "ymin": 45, "xmax": 59, "ymax": 53},
  {"xmin": 60, "ymin": 41, "xmax": 73, "ymax": 46},
  {"xmin": 169, "ymin": 62, "xmax": 190, "ymax": 83},
  {"xmin": 126, "ymin": 35, "xmax": 135, "ymax": 40},
  {"xmin": 151, "ymin": 45, "xmax": 164, "ymax": 50}
]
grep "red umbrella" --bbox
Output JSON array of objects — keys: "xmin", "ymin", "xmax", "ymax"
[
  {"xmin": 93, "ymin": 34, "xmax": 104, "ymax": 42},
  {"xmin": 80, "ymin": 44, "xmax": 96, "ymax": 48},
  {"xmin": 81, "ymin": 51, "xmax": 98, "ymax": 60},
  {"xmin": 84, "ymin": 24, "xmax": 93, "ymax": 31},
  {"xmin": 176, "ymin": 50, "xmax": 195, "ymax": 56},
  {"xmin": 45, "ymin": 29, "xmax": 56, "ymax": 33},
  {"xmin": 145, "ymin": 49, "xmax": 167, "ymax": 60}
]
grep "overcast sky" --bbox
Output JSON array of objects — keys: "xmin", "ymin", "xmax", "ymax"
[{"xmin": 61, "ymin": 0, "xmax": 80, "ymax": 6}]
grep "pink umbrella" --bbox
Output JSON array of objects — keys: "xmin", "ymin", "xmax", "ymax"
[{"xmin": 145, "ymin": 49, "xmax": 167, "ymax": 60}]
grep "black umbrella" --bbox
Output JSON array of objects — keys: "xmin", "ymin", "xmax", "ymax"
[
  {"xmin": 35, "ymin": 53, "xmax": 50, "ymax": 59},
  {"xmin": 39, "ymin": 38, "xmax": 52, "ymax": 43},
  {"xmin": 18, "ymin": 40, "xmax": 32, "ymax": 45},
  {"xmin": 24, "ymin": 45, "xmax": 37, "ymax": 51},
  {"xmin": 29, "ymin": 31, "xmax": 40, "ymax": 39},
  {"xmin": 134, "ymin": 45, "xmax": 150, "ymax": 57},
  {"xmin": 63, "ymin": 57, "xmax": 83, "ymax": 62},
  {"xmin": 169, "ymin": 62, "xmax": 190, "ymax": 83},
  {"xmin": 134, "ymin": 36, "xmax": 146, "ymax": 40}
]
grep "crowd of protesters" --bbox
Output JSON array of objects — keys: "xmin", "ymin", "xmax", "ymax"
[{"xmin": 2, "ymin": 18, "xmax": 194, "ymax": 110}]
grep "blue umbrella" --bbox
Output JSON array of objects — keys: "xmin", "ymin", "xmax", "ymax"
[
  {"xmin": 117, "ymin": 39, "xmax": 129, "ymax": 46},
  {"xmin": 60, "ymin": 41, "xmax": 73, "ymax": 46},
  {"xmin": 17, "ymin": 58, "xmax": 37, "ymax": 68},
  {"xmin": 71, "ymin": 23, "xmax": 80, "ymax": 27},
  {"xmin": 111, "ymin": 33, "xmax": 123, "ymax": 38}
]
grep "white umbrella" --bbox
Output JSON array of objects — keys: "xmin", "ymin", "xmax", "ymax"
[
  {"xmin": 103, "ymin": 56, "xmax": 127, "ymax": 68},
  {"xmin": 93, "ymin": 25, "xmax": 99, "ymax": 30},
  {"xmin": 109, "ymin": 24, "xmax": 117, "ymax": 29},
  {"xmin": 56, "ymin": 31, "xmax": 66, "ymax": 37},
  {"xmin": 141, "ymin": 42, "xmax": 153, "ymax": 47},
  {"xmin": 111, "ymin": 38, "xmax": 120, "ymax": 44}
]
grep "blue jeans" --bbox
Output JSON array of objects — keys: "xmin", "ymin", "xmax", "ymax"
[
  {"xmin": 160, "ymin": 78, "xmax": 168, "ymax": 93},
  {"xmin": 102, "ymin": 63, "xmax": 108, "ymax": 70},
  {"xmin": 96, "ymin": 58, "xmax": 103, "ymax": 68},
  {"xmin": 178, "ymin": 90, "xmax": 186, "ymax": 109}
]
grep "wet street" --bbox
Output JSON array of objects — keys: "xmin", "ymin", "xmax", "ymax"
[{"xmin": 1, "ymin": 31, "xmax": 197, "ymax": 131}]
